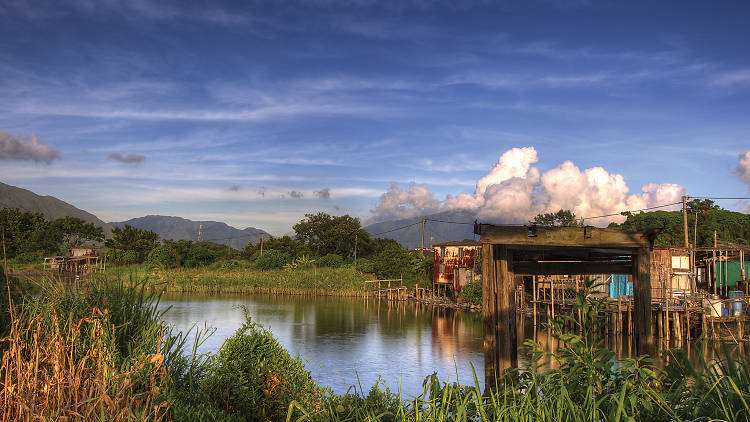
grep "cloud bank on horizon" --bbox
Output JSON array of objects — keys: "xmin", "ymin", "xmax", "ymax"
[{"xmin": 372, "ymin": 147, "xmax": 685, "ymax": 226}]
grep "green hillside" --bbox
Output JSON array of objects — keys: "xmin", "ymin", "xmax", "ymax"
[{"xmin": 0, "ymin": 181, "xmax": 110, "ymax": 233}]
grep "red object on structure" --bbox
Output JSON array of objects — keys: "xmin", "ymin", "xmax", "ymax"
[{"xmin": 432, "ymin": 241, "xmax": 481, "ymax": 293}]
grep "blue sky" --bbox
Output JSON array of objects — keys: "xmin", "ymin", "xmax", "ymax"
[{"xmin": 1, "ymin": 0, "xmax": 749, "ymax": 235}]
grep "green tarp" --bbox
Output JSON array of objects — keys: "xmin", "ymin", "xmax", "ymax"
[{"xmin": 714, "ymin": 261, "xmax": 750, "ymax": 287}]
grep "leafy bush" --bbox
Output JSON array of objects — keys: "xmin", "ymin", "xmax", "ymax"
[
  {"xmin": 13, "ymin": 251, "xmax": 42, "ymax": 265},
  {"xmin": 121, "ymin": 249, "xmax": 139, "ymax": 264},
  {"xmin": 199, "ymin": 313, "xmax": 324, "ymax": 420},
  {"xmin": 147, "ymin": 243, "xmax": 179, "ymax": 269},
  {"xmin": 457, "ymin": 280, "xmax": 482, "ymax": 305},
  {"xmin": 255, "ymin": 250, "xmax": 290, "ymax": 270},
  {"xmin": 372, "ymin": 244, "xmax": 411, "ymax": 280},
  {"xmin": 355, "ymin": 258, "xmax": 374, "ymax": 274},
  {"xmin": 318, "ymin": 253, "xmax": 344, "ymax": 268}
]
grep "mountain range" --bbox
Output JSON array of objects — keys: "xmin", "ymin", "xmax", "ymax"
[
  {"xmin": 0, "ymin": 181, "xmax": 111, "ymax": 233},
  {"xmin": 1, "ymin": 181, "xmax": 477, "ymax": 249},
  {"xmin": 109, "ymin": 215, "xmax": 270, "ymax": 249}
]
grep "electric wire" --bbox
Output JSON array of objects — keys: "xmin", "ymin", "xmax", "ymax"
[
  {"xmin": 580, "ymin": 201, "xmax": 683, "ymax": 221},
  {"xmin": 368, "ymin": 221, "xmax": 422, "ymax": 237}
]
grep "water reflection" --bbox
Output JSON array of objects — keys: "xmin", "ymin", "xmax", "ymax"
[
  {"xmin": 159, "ymin": 293, "xmax": 485, "ymax": 395},
  {"xmin": 159, "ymin": 293, "xmax": 750, "ymax": 395}
]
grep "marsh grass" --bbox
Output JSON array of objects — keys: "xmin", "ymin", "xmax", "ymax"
[
  {"xmin": 129, "ymin": 265, "xmax": 377, "ymax": 296},
  {"xmin": 0, "ymin": 275, "xmax": 179, "ymax": 420},
  {"xmin": 4, "ymin": 274, "xmax": 750, "ymax": 421}
]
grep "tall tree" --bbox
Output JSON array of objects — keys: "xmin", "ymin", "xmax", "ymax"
[
  {"xmin": 530, "ymin": 209, "xmax": 582, "ymax": 227},
  {"xmin": 50, "ymin": 216, "xmax": 104, "ymax": 250},
  {"xmin": 293, "ymin": 213, "xmax": 371, "ymax": 259},
  {"xmin": 105, "ymin": 224, "xmax": 159, "ymax": 264}
]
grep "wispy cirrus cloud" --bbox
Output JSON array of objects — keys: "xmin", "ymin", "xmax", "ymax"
[
  {"xmin": 710, "ymin": 69, "xmax": 750, "ymax": 88},
  {"xmin": 108, "ymin": 153, "xmax": 146, "ymax": 164},
  {"xmin": 1, "ymin": 0, "xmax": 249, "ymax": 25},
  {"xmin": 15, "ymin": 102, "xmax": 387, "ymax": 122}
]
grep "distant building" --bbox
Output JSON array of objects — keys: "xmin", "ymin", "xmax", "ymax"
[
  {"xmin": 432, "ymin": 241, "xmax": 481, "ymax": 293},
  {"xmin": 44, "ymin": 247, "xmax": 102, "ymax": 274}
]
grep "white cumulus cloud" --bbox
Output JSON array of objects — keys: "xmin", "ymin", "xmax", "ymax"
[{"xmin": 372, "ymin": 146, "xmax": 685, "ymax": 225}]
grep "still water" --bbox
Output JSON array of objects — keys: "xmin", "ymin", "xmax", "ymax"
[
  {"xmin": 159, "ymin": 293, "xmax": 485, "ymax": 395},
  {"xmin": 159, "ymin": 293, "xmax": 750, "ymax": 395}
]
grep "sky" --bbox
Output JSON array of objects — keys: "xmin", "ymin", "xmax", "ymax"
[{"xmin": 1, "ymin": 0, "xmax": 749, "ymax": 235}]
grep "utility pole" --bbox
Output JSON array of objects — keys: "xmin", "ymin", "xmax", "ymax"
[
  {"xmin": 259, "ymin": 233, "xmax": 264, "ymax": 257},
  {"xmin": 421, "ymin": 217, "xmax": 425, "ymax": 250},
  {"xmin": 354, "ymin": 234, "xmax": 357, "ymax": 266},
  {"xmin": 713, "ymin": 230, "xmax": 717, "ymax": 295},
  {"xmin": 682, "ymin": 195, "xmax": 689, "ymax": 248},
  {"xmin": 198, "ymin": 222, "xmax": 203, "ymax": 242}
]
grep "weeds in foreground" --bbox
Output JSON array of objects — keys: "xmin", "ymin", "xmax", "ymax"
[
  {"xmin": 0, "ymin": 276, "xmax": 173, "ymax": 421},
  {"xmin": 3, "ymin": 275, "xmax": 750, "ymax": 421}
]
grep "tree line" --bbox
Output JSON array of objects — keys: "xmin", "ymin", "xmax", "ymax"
[
  {"xmin": 95, "ymin": 212, "xmax": 433, "ymax": 281},
  {"xmin": 0, "ymin": 208, "xmax": 104, "ymax": 263},
  {"xmin": 532, "ymin": 200, "xmax": 750, "ymax": 247}
]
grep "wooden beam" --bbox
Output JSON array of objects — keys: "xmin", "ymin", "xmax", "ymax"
[
  {"xmin": 476, "ymin": 224, "xmax": 651, "ymax": 249},
  {"xmin": 633, "ymin": 247, "xmax": 653, "ymax": 356},
  {"xmin": 496, "ymin": 245, "xmax": 517, "ymax": 376},
  {"xmin": 513, "ymin": 261, "xmax": 632, "ymax": 275},
  {"xmin": 482, "ymin": 243, "xmax": 497, "ymax": 391}
]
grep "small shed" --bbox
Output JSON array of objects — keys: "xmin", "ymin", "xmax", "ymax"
[
  {"xmin": 474, "ymin": 223, "xmax": 656, "ymax": 390},
  {"xmin": 432, "ymin": 241, "xmax": 481, "ymax": 293}
]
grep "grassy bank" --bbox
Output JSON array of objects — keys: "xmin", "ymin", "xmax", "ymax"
[
  {"xmin": 3, "ymin": 275, "xmax": 750, "ymax": 421},
  {"xmin": 107, "ymin": 264, "xmax": 409, "ymax": 296}
]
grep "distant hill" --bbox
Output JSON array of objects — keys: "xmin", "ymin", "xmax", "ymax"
[
  {"xmin": 109, "ymin": 215, "xmax": 271, "ymax": 249},
  {"xmin": 0, "ymin": 181, "xmax": 111, "ymax": 233},
  {"xmin": 364, "ymin": 210, "xmax": 478, "ymax": 249}
]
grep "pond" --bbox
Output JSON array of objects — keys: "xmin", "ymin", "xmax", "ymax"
[
  {"xmin": 159, "ymin": 293, "xmax": 485, "ymax": 395},
  {"xmin": 159, "ymin": 292, "xmax": 750, "ymax": 395}
]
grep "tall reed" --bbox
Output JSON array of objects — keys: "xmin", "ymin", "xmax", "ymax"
[{"xmin": 0, "ymin": 275, "xmax": 183, "ymax": 421}]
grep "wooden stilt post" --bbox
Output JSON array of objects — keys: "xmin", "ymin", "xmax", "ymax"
[
  {"xmin": 482, "ymin": 243, "xmax": 498, "ymax": 390},
  {"xmin": 634, "ymin": 247, "xmax": 654, "ymax": 356},
  {"xmin": 496, "ymin": 245, "xmax": 517, "ymax": 376},
  {"xmin": 551, "ymin": 276, "xmax": 556, "ymax": 322}
]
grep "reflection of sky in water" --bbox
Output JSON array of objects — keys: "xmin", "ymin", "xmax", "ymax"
[
  {"xmin": 160, "ymin": 294, "xmax": 750, "ymax": 394},
  {"xmin": 158, "ymin": 294, "xmax": 485, "ymax": 395}
]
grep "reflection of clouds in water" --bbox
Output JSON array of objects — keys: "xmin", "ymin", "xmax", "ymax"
[{"xmin": 158, "ymin": 294, "xmax": 485, "ymax": 394}]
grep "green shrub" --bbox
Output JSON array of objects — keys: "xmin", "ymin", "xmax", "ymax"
[
  {"xmin": 355, "ymin": 258, "xmax": 374, "ymax": 274},
  {"xmin": 13, "ymin": 251, "xmax": 42, "ymax": 265},
  {"xmin": 372, "ymin": 244, "xmax": 411, "ymax": 280},
  {"xmin": 255, "ymin": 250, "xmax": 290, "ymax": 270},
  {"xmin": 122, "ymin": 250, "xmax": 139, "ymax": 265},
  {"xmin": 318, "ymin": 253, "xmax": 344, "ymax": 268},
  {"xmin": 200, "ymin": 312, "xmax": 324, "ymax": 420},
  {"xmin": 147, "ymin": 244, "xmax": 179, "ymax": 269},
  {"xmin": 458, "ymin": 280, "xmax": 482, "ymax": 305}
]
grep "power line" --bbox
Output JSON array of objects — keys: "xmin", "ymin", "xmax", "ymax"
[
  {"xmin": 369, "ymin": 221, "xmax": 421, "ymax": 237},
  {"xmin": 581, "ymin": 201, "xmax": 683, "ymax": 221},
  {"xmin": 425, "ymin": 218, "xmax": 473, "ymax": 225},
  {"xmin": 689, "ymin": 196, "xmax": 750, "ymax": 200}
]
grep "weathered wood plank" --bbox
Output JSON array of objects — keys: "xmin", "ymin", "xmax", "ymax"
[
  {"xmin": 496, "ymin": 245, "xmax": 517, "ymax": 376},
  {"xmin": 482, "ymin": 243, "xmax": 497, "ymax": 391},
  {"xmin": 476, "ymin": 224, "xmax": 651, "ymax": 249},
  {"xmin": 513, "ymin": 261, "xmax": 632, "ymax": 275},
  {"xmin": 634, "ymin": 247, "xmax": 653, "ymax": 356}
]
